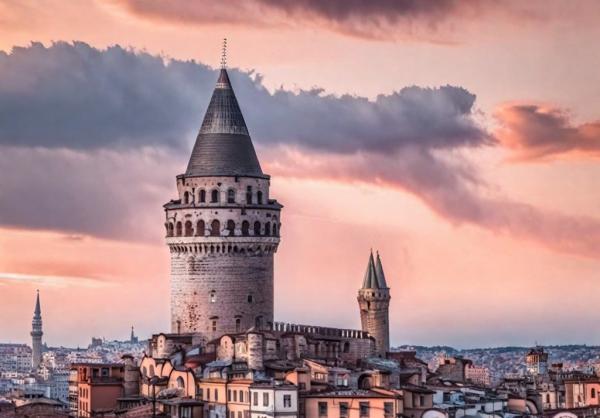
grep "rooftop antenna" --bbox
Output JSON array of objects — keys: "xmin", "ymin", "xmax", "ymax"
[{"xmin": 220, "ymin": 38, "xmax": 228, "ymax": 69}]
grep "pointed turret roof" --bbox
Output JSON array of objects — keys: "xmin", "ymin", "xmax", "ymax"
[
  {"xmin": 185, "ymin": 68, "xmax": 265, "ymax": 178},
  {"xmin": 375, "ymin": 252, "xmax": 388, "ymax": 288},
  {"xmin": 362, "ymin": 251, "xmax": 378, "ymax": 289},
  {"xmin": 34, "ymin": 290, "xmax": 41, "ymax": 319},
  {"xmin": 362, "ymin": 250, "xmax": 389, "ymax": 290}
]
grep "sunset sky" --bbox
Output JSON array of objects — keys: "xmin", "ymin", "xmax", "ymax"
[{"xmin": 1, "ymin": 0, "xmax": 600, "ymax": 348}]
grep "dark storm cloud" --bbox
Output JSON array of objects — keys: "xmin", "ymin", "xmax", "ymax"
[
  {"xmin": 0, "ymin": 42, "xmax": 489, "ymax": 153},
  {"xmin": 495, "ymin": 104, "xmax": 600, "ymax": 160},
  {"xmin": 109, "ymin": 0, "xmax": 523, "ymax": 41}
]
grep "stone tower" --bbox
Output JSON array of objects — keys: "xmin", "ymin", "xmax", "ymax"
[
  {"xmin": 357, "ymin": 251, "xmax": 390, "ymax": 357},
  {"xmin": 30, "ymin": 290, "xmax": 43, "ymax": 370},
  {"xmin": 164, "ymin": 63, "xmax": 282, "ymax": 344}
]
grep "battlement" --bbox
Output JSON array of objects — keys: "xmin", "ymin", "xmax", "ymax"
[{"xmin": 269, "ymin": 322, "xmax": 371, "ymax": 340}]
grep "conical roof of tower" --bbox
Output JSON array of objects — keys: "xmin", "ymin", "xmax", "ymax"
[
  {"xmin": 34, "ymin": 290, "xmax": 41, "ymax": 319},
  {"xmin": 375, "ymin": 252, "xmax": 388, "ymax": 288},
  {"xmin": 362, "ymin": 250, "xmax": 389, "ymax": 290},
  {"xmin": 362, "ymin": 251, "xmax": 379, "ymax": 289},
  {"xmin": 185, "ymin": 68, "xmax": 265, "ymax": 178}
]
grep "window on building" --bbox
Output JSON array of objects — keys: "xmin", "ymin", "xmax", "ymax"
[
  {"xmin": 185, "ymin": 221, "xmax": 193, "ymax": 237},
  {"xmin": 228, "ymin": 189, "xmax": 236, "ymax": 204},
  {"xmin": 593, "ymin": 389, "xmax": 597, "ymax": 399},
  {"xmin": 283, "ymin": 394, "xmax": 292, "ymax": 408},
  {"xmin": 197, "ymin": 220, "xmax": 205, "ymax": 236},
  {"xmin": 184, "ymin": 191, "xmax": 190, "ymax": 204},
  {"xmin": 206, "ymin": 388, "xmax": 210, "ymax": 400},
  {"xmin": 339, "ymin": 402, "xmax": 349, "ymax": 418},
  {"xmin": 242, "ymin": 221, "xmax": 250, "ymax": 236},
  {"xmin": 318, "ymin": 402, "xmax": 328, "ymax": 417},
  {"xmin": 210, "ymin": 291, "xmax": 216, "ymax": 303},
  {"xmin": 227, "ymin": 220, "xmax": 236, "ymax": 236},
  {"xmin": 238, "ymin": 412, "xmax": 242, "ymax": 418},
  {"xmin": 228, "ymin": 390, "xmax": 232, "ymax": 402},
  {"xmin": 255, "ymin": 316, "xmax": 263, "ymax": 329},
  {"xmin": 234, "ymin": 390, "xmax": 237, "ymax": 402},
  {"xmin": 177, "ymin": 377, "xmax": 185, "ymax": 389},
  {"xmin": 343, "ymin": 342, "xmax": 350, "ymax": 353},
  {"xmin": 253, "ymin": 221, "xmax": 261, "ymax": 236},
  {"xmin": 246, "ymin": 186, "xmax": 252, "ymax": 204},
  {"xmin": 212, "ymin": 320, "xmax": 217, "ymax": 332},
  {"xmin": 176, "ymin": 222, "xmax": 182, "ymax": 237},
  {"xmin": 419, "ymin": 395, "xmax": 425, "ymax": 406},
  {"xmin": 247, "ymin": 295, "xmax": 253, "ymax": 303},
  {"xmin": 253, "ymin": 392, "xmax": 258, "ymax": 406},
  {"xmin": 211, "ymin": 189, "xmax": 219, "ymax": 203},
  {"xmin": 167, "ymin": 223, "xmax": 174, "ymax": 237},
  {"xmin": 359, "ymin": 402, "xmax": 370, "ymax": 418},
  {"xmin": 263, "ymin": 392, "xmax": 269, "ymax": 406},
  {"xmin": 200, "ymin": 189, "xmax": 206, "ymax": 203},
  {"xmin": 236, "ymin": 318, "xmax": 241, "ymax": 332},
  {"xmin": 198, "ymin": 388, "xmax": 203, "ymax": 399},
  {"xmin": 264, "ymin": 222, "xmax": 271, "ymax": 236},
  {"xmin": 257, "ymin": 191, "xmax": 263, "ymax": 204},
  {"xmin": 211, "ymin": 220, "xmax": 220, "ymax": 236},
  {"xmin": 215, "ymin": 388, "xmax": 218, "ymax": 401},
  {"xmin": 273, "ymin": 223, "xmax": 278, "ymax": 236},
  {"xmin": 384, "ymin": 402, "xmax": 393, "ymax": 418}
]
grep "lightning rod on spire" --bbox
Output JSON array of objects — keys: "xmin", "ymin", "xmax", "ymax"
[{"xmin": 221, "ymin": 38, "xmax": 228, "ymax": 69}]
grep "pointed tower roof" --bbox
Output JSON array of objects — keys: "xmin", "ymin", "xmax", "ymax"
[
  {"xmin": 34, "ymin": 290, "xmax": 41, "ymax": 319},
  {"xmin": 362, "ymin": 251, "xmax": 379, "ymax": 289},
  {"xmin": 375, "ymin": 252, "xmax": 388, "ymax": 289},
  {"xmin": 185, "ymin": 67, "xmax": 265, "ymax": 178}
]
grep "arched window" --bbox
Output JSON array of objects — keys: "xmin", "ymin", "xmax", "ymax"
[
  {"xmin": 246, "ymin": 186, "xmax": 252, "ymax": 204},
  {"xmin": 176, "ymin": 222, "xmax": 182, "ymax": 237},
  {"xmin": 210, "ymin": 220, "xmax": 220, "ymax": 236},
  {"xmin": 235, "ymin": 318, "xmax": 241, "ymax": 332},
  {"xmin": 176, "ymin": 376, "xmax": 185, "ymax": 389},
  {"xmin": 185, "ymin": 221, "xmax": 193, "ymax": 236},
  {"xmin": 196, "ymin": 220, "xmax": 205, "ymax": 236},
  {"xmin": 272, "ymin": 223, "xmax": 278, "ymax": 237},
  {"xmin": 199, "ymin": 189, "xmax": 206, "ymax": 203},
  {"xmin": 227, "ymin": 220, "xmax": 235, "ymax": 236},
  {"xmin": 183, "ymin": 191, "xmax": 190, "ymax": 205},
  {"xmin": 592, "ymin": 389, "xmax": 597, "ymax": 399},
  {"xmin": 211, "ymin": 189, "xmax": 219, "ymax": 203},
  {"xmin": 241, "ymin": 221, "xmax": 250, "ymax": 236},
  {"xmin": 166, "ymin": 223, "xmax": 174, "ymax": 237},
  {"xmin": 264, "ymin": 222, "xmax": 271, "ymax": 236},
  {"xmin": 209, "ymin": 290, "xmax": 216, "ymax": 303},
  {"xmin": 253, "ymin": 221, "xmax": 261, "ymax": 236},
  {"xmin": 227, "ymin": 189, "xmax": 236, "ymax": 204},
  {"xmin": 257, "ymin": 191, "xmax": 263, "ymax": 204}
]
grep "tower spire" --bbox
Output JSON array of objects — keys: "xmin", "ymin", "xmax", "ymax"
[{"xmin": 31, "ymin": 290, "xmax": 43, "ymax": 371}]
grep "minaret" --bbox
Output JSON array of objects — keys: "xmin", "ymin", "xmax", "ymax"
[
  {"xmin": 31, "ymin": 290, "xmax": 43, "ymax": 370},
  {"xmin": 357, "ymin": 251, "xmax": 391, "ymax": 357},
  {"xmin": 164, "ymin": 40, "xmax": 282, "ymax": 343}
]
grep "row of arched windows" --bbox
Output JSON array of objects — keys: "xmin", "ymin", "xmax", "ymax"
[
  {"xmin": 182, "ymin": 187, "xmax": 265, "ymax": 205},
  {"xmin": 166, "ymin": 220, "xmax": 279, "ymax": 237}
]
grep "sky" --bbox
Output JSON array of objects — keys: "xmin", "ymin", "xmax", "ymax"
[{"xmin": 1, "ymin": 0, "xmax": 600, "ymax": 348}]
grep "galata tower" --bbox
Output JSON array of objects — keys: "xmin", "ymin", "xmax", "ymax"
[
  {"xmin": 357, "ymin": 251, "xmax": 391, "ymax": 357},
  {"xmin": 164, "ymin": 56, "xmax": 282, "ymax": 343}
]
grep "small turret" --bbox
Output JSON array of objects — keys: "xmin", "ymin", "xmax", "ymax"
[{"xmin": 357, "ymin": 251, "xmax": 391, "ymax": 357}]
